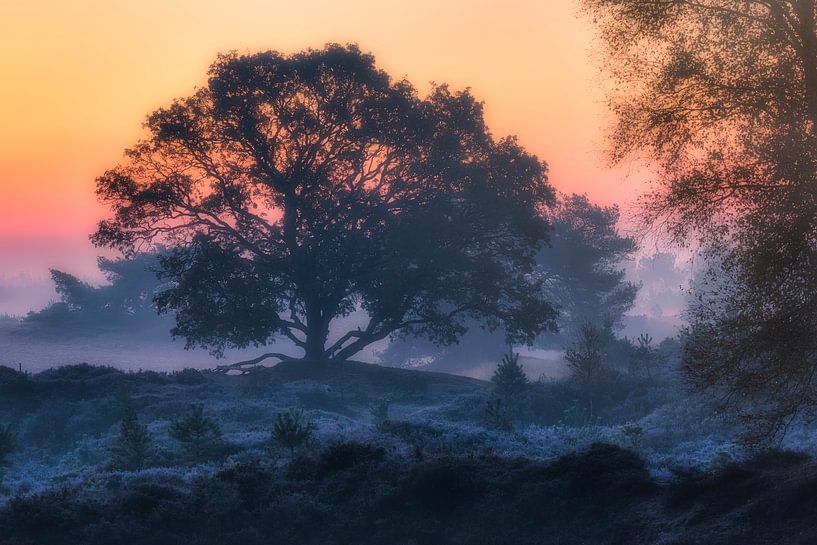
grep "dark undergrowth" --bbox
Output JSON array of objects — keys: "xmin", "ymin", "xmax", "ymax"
[{"xmin": 1, "ymin": 444, "xmax": 816, "ymax": 545}]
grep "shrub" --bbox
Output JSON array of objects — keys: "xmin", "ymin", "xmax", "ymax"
[
  {"xmin": 484, "ymin": 399, "xmax": 513, "ymax": 432},
  {"xmin": 616, "ymin": 424, "xmax": 645, "ymax": 451},
  {"xmin": 171, "ymin": 368, "xmax": 207, "ymax": 386},
  {"xmin": 0, "ymin": 366, "xmax": 36, "ymax": 408},
  {"xmin": 370, "ymin": 397, "xmax": 390, "ymax": 427},
  {"xmin": 271, "ymin": 408, "xmax": 314, "ymax": 456},
  {"xmin": 318, "ymin": 442, "xmax": 386, "ymax": 474},
  {"xmin": 0, "ymin": 423, "xmax": 15, "ymax": 472},
  {"xmin": 628, "ymin": 333, "xmax": 658, "ymax": 377},
  {"xmin": 170, "ymin": 404, "xmax": 222, "ymax": 462},
  {"xmin": 110, "ymin": 406, "xmax": 151, "ymax": 470},
  {"xmin": 565, "ymin": 322, "xmax": 608, "ymax": 418},
  {"xmin": 491, "ymin": 350, "xmax": 529, "ymax": 396}
]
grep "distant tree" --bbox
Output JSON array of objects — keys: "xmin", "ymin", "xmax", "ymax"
[
  {"xmin": 110, "ymin": 405, "xmax": 151, "ymax": 471},
  {"xmin": 272, "ymin": 409, "xmax": 315, "ymax": 456},
  {"xmin": 565, "ymin": 322, "xmax": 608, "ymax": 418},
  {"xmin": 26, "ymin": 251, "xmax": 169, "ymax": 329},
  {"xmin": 491, "ymin": 349, "xmax": 529, "ymax": 396},
  {"xmin": 583, "ymin": 0, "xmax": 817, "ymax": 441},
  {"xmin": 91, "ymin": 44, "xmax": 557, "ymax": 364},
  {"xmin": 170, "ymin": 405, "xmax": 222, "ymax": 462},
  {"xmin": 537, "ymin": 193, "xmax": 638, "ymax": 337},
  {"xmin": 380, "ymin": 192, "xmax": 637, "ymax": 369},
  {"xmin": 633, "ymin": 252, "xmax": 687, "ymax": 318},
  {"xmin": 0, "ymin": 423, "xmax": 15, "ymax": 474}
]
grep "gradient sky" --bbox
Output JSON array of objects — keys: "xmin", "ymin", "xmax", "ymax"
[{"xmin": 0, "ymin": 0, "xmax": 648, "ymax": 287}]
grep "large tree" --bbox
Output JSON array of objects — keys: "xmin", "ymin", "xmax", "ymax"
[
  {"xmin": 583, "ymin": 1, "xmax": 817, "ymax": 440},
  {"xmin": 92, "ymin": 44, "xmax": 557, "ymax": 364}
]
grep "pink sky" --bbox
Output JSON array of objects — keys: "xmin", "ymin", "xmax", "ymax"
[{"xmin": 0, "ymin": 0, "xmax": 648, "ymax": 288}]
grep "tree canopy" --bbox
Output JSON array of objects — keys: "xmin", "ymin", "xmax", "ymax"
[
  {"xmin": 537, "ymin": 193, "xmax": 637, "ymax": 337},
  {"xmin": 92, "ymin": 44, "xmax": 557, "ymax": 364},
  {"xmin": 584, "ymin": 0, "xmax": 817, "ymax": 441}
]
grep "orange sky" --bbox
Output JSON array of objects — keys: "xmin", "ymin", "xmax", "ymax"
[{"xmin": 0, "ymin": 0, "xmax": 647, "ymax": 280}]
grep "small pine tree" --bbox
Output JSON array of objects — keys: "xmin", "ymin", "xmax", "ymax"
[
  {"xmin": 110, "ymin": 407, "xmax": 151, "ymax": 470},
  {"xmin": 491, "ymin": 349, "xmax": 529, "ymax": 396},
  {"xmin": 0, "ymin": 423, "xmax": 15, "ymax": 475},
  {"xmin": 629, "ymin": 333, "xmax": 657, "ymax": 378},
  {"xmin": 272, "ymin": 408, "xmax": 315, "ymax": 456},
  {"xmin": 170, "ymin": 404, "xmax": 222, "ymax": 462}
]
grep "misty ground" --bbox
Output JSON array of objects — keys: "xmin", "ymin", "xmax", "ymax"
[{"xmin": 3, "ymin": 350, "xmax": 817, "ymax": 544}]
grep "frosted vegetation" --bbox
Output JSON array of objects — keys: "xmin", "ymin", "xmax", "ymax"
[{"xmin": 0, "ymin": 338, "xmax": 764, "ymax": 504}]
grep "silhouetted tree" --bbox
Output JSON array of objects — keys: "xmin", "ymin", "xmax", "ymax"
[
  {"xmin": 491, "ymin": 349, "xmax": 529, "ymax": 396},
  {"xmin": 92, "ymin": 44, "xmax": 557, "ymax": 364},
  {"xmin": 584, "ymin": 0, "xmax": 817, "ymax": 441},
  {"xmin": 26, "ymin": 251, "xmax": 169, "ymax": 329}
]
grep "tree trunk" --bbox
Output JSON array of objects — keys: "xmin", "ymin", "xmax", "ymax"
[{"xmin": 304, "ymin": 306, "xmax": 330, "ymax": 362}]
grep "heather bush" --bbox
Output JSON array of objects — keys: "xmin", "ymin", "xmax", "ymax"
[
  {"xmin": 484, "ymin": 399, "xmax": 513, "ymax": 432},
  {"xmin": 318, "ymin": 442, "xmax": 386, "ymax": 474},
  {"xmin": 0, "ymin": 423, "xmax": 15, "ymax": 476},
  {"xmin": 370, "ymin": 397, "xmax": 390, "ymax": 427}
]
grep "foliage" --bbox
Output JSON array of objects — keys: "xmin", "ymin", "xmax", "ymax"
[
  {"xmin": 171, "ymin": 368, "xmax": 207, "ymax": 386},
  {"xmin": 0, "ymin": 423, "xmax": 15, "ymax": 471},
  {"xmin": 628, "ymin": 333, "xmax": 658, "ymax": 378},
  {"xmin": 537, "ymin": 193, "xmax": 638, "ymax": 339},
  {"xmin": 110, "ymin": 405, "xmax": 152, "ymax": 470},
  {"xmin": 583, "ymin": 0, "xmax": 817, "ymax": 442},
  {"xmin": 565, "ymin": 323, "xmax": 606, "ymax": 385},
  {"xmin": 616, "ymin": 424, "xmax": 645, "ymax": 452},
  {"xmin": 170, "ymin": 405, "xmax": 222, "ymax": 462},
  {"xmin": 91, "ymin": 44, "xmax": 557, "ymax": 363},
  {"xmin": 491, "ymin": 349, "xmax": 529, "ymax": 397},
  {"xmin": 318, "ymin": 441, "xmax": 386, "ymax": 474},
  {"xmin": 271, "ymin": 408, "xmax": 315, "ymax": 455},
  {"xmin": 25, "ymin": 251, "xmax": 170, "ymax": 330},
  {"xmin": 565, "ymin": 322, "xmax": 609, "ymax": 417},
  {"xmin": 379, "ymin": 192, "xmax": 639, "ymax": 369},
  {"xmin": 484, "ymin": 398, "xmax": 513, "ymax": 432},
  {"xmin": 370, "ymin": 397, "xmax": 390, "ymax": 426}
]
